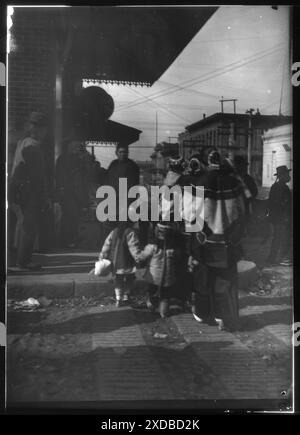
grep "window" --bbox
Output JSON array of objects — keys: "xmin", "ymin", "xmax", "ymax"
[{"xmin": 282, "ymin": 144, "xmax": 291, "ymax": 152}]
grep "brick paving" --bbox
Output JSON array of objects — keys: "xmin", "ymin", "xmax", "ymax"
[
  {"xmin": 7, "ymin": 297, "xmax": 293, "ymax": 404},
  {"xmin": 90, "ymin": 307, "xmax": 175, "ymax": 401},
  {"xmin": 172, "ymin": 313, "xmax": 291, "ymax": 400}
]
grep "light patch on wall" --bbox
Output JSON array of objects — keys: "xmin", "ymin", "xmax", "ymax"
[
  {"xmin": 0, "ymin": 63, "xmax": 5, "ymax": 86},
  {"xmin": 7, "ymin": 6, "xmax": 16, "ymax": 53},
  {"xmin": 0, "ymin": 322, "xmax": 5, "ymax": 347}
]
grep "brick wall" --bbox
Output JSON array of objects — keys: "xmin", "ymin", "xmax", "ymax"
[
  {"xmin": 7, "ymin": 7, "xmax": 56, "ymax": 177},
  {"xmin": 8, "ymin": 8, "xmax": 55, "ymax": 130}
]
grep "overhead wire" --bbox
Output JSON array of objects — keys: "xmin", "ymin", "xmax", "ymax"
[
  {"xmin": 116, "ymin": 43, "xmax": 284, "ymax": 113},
  {"xmin": 123, "ymin": 83, "xmax": 190, "ymax": 124},
  {"xmin": 117, "ymin": 43, "xmax": 283, "ymax": 108},
  {"xmin": 115, "ymin": 43, "xmax": 285, "ymax": 113}
]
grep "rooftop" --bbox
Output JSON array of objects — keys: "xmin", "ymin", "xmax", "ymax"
[{"xmin": 186, "ymin": 113, "xmax": 292, "ymax": 132}]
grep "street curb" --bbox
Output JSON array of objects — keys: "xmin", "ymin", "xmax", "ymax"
[
  {"xmin": 7, "ymin": 263, "xmax": 258, "ymax": 300},
  {"xmin": 7, "ymin": 275, "xmax": 114, "ymax": 300},
  {"xmin": 7, "ymin": 272, "xmax": 148, "ymax": 300},
  {"xmin": 7, "ymin": 277, "xmax": 74, "ymax": 299}
]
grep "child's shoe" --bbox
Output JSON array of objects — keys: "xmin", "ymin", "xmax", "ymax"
[
  {"xmin": 159, "ymin": 299, "xmax": 169, "ymax": 318},
  {"xmin": 146, "ymin": 298, "xmax": 156, "ymax": 312},
  {"xmin": 215, "ymin": 317, "xmax": 225, "ymax": 330},
  {"xmin": 122, "ymin": 293, "xmax": 131, "ymax": 305},
  {"xmin": 146, "ymin": 293, "xmax": 157, "ymax": 311},
  {"xmin": 115, "ymin": 288, "xmax": 123, "ymax": 308}
]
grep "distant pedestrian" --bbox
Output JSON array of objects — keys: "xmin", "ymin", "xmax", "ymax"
[
  {"xmin": 266, "ymin": 165, "xmax": 292, "ymax": 266},
  {"xmin": 107, "ymin": 143, "xmax": 140, "ymax": 199},
  {"xmin": 233, "ymin": 155, "xmax": 258, "ymax": 219},
  {"xmin": 9, "ymin": 112, "xmax": 51, "ymax": 270},
  {"xmin": 99, "ymin": 219, "xmax": 141, "ymax": 307}
]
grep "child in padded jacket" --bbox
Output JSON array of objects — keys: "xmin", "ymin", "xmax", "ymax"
[
  {"xmin": 99, "ymin": 221, "xmax": 141, "ymax": 307},
  {"xmin": 139, "ymin": 222, "xmax": 180, "ymax": 318}
]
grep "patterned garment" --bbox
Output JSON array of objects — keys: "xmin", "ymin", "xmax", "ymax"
[
  {"xmin": 100, "ymin": 227, "xmax": 140, "ymax": 274},
  {"xmin": 139, "ymin": 243, "xmax": 179, "ymax": 287},
  {"xmin": 202, "ymin": 167, "xmax": 246, "ymax": 242}
]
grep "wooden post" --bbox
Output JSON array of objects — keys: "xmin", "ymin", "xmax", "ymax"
[
  {"xmin": 54, "ymin": 21, "xmax": 74, "ymax": 163},
  {"xmin": 247, "ymin": 110, "xmax": 254, "ymax": 175},
  {"xmin": 54, "ymin": 60, "xmax": 63, "ymax": 163}
]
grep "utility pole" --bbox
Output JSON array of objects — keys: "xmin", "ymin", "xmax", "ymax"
[
  {"xmin": 219, "ymin": 97, "xmax": 238, "ymax": 114},
  {"xmin": 155, "ymin": 111, "xmax": 158, "ymax": 146},
  {"xmin": 246, "ymin": 108, "xmax": 255, "ymax": 175}
]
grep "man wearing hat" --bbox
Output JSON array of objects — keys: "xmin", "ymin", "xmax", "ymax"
[
  {"xmin": 266, "ymin": 165, "xmax": 292, "ymax": 266},
  {"xmin": 9, "ymin": 111, "xmax": 51, "ymax": 270}
]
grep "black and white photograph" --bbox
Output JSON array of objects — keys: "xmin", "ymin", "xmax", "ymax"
[{"xmin": 5, "ymin": 4, "xmax": 294, "ymax": 412}]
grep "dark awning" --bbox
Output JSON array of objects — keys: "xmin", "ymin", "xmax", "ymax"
[
  {"xmin": 93, "ymin": 119, "xmax": 142, "ymax": 145},
  {"xmin": 11, "ymin": 7, "xmax": 217, "ymax": 86},
  {"xmin": 64, "ymin": 6, "xmax": 218, "ymax": 84}
]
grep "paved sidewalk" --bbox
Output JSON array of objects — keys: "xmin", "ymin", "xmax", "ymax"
[
  {"xmin": 7, "ymin": 250, "xmax": 258, "ymax": 300},
  {"xmin": 172, "ymin": 312, "xmax": 291, "ymax": 400},
  {"xmin": 7, "ymin": 297, "xmax": 292, "ymax": 405},
  {"xmin": 91, "ymin": 307, "xmax": 176, "ymax": 401}
]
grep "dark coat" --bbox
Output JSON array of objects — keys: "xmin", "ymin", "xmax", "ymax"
[
  {"xmin": 107, "ymin": 158, "xmax": 140, "ymax": 194},
  {"xmin": 9, "ymin": 141, "xmax": 49, "ymax": 207},
  {"xmin": 268, "ymin": 180, "xmax": 292, "ymax": 224},
  {"xmin": 243, "ymin": 174, "xmax": 258, "ymax": 199}
]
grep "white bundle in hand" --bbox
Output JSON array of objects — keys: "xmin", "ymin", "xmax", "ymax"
[{"xmin": 94, "ymin": 259, "xmax": 112, "ymax": 276}]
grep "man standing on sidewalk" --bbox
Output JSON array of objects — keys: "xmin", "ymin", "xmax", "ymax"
[
  {"xmin": 107, "ymin": 143, "xmax": 140, "ymax": 200},
  {"xmin": 266, "ymin": 165, "xmax": 292, "ymax": 266},
  {"xmin": 9, "ymin": 112, "xmax": 51, "ymax": 270},
  {"xmin": 105, "ymin": 143, "xmax": 141, "ymax": 239}
]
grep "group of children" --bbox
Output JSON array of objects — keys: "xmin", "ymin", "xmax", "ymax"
[{"xmin": 99, "ymin": 219, "xmax": 183, "ymax": 318}]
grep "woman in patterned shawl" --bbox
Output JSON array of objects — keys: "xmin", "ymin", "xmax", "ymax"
[{"xmin": 190, "ymin": 150, "xmax": 246, "ymax": 331}]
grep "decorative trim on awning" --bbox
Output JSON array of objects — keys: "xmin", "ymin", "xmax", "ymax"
[
  {"xmin": 85, "ymin": 141, "xmax": 119, "ymax": 147},
  {"xmin": 82, "ymin": 79, "xmax": 151, "ymax": 87}
]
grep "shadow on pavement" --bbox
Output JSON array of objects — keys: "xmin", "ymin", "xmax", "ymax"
[
  {"xmin": 239, "ymin": 296, "xmax": 292, "ymax": 309},
  {"xmin": 7, "ymin": 308, "xmax": 160, "ymax": 335},
  {"xmin": 239, "ymin": 308, "xmax": 292, "ymax": 332},
  {"xmin": 7, "ymin": 311, "xmax": 46, "ymax": 334}
]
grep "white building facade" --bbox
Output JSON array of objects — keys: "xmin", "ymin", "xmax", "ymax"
[{"xmin": 262, "ymin": 124, "xmax": 292, "ymax": 189}]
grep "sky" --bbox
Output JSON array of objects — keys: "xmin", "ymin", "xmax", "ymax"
[{"xmin": 85, "ymin": 5, "xmax": 291, "ymax": 168}]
